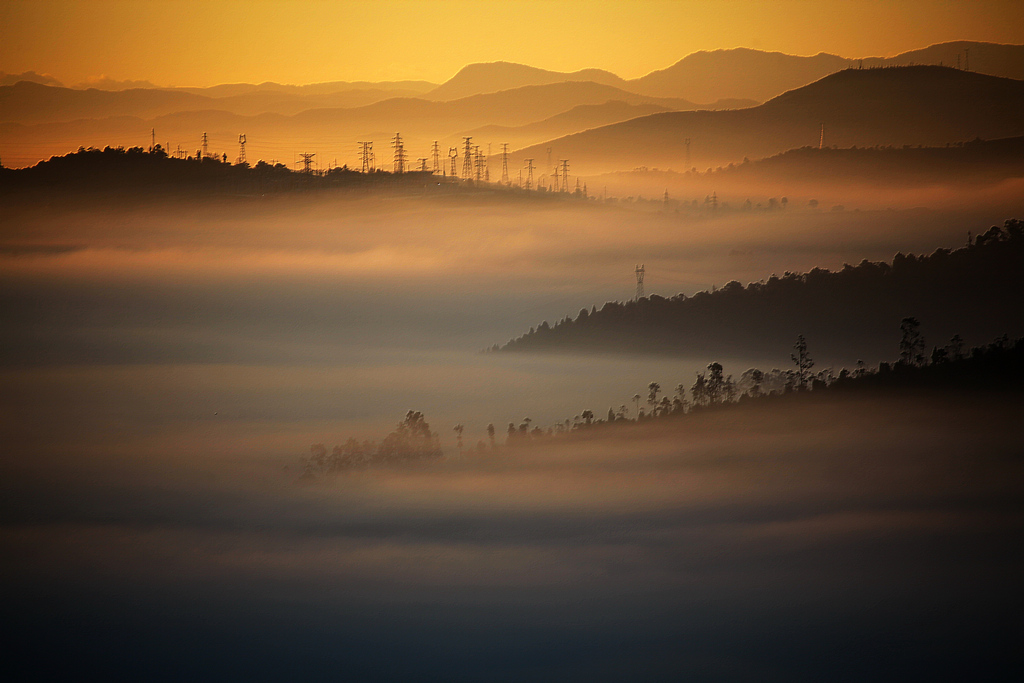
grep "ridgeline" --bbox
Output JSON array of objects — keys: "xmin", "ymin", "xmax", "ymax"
[{"xmin": 498, "ymin": 220, "xmax": 1024, "ymax": 360}]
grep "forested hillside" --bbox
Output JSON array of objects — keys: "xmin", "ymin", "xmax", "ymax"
[{"xmin": 499, "ymin": 220, "xmax": 1024, "ymax": 360}]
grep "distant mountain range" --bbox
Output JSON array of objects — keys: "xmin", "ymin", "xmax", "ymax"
[
  {"xmin": 513, "ymin": 66, "xmax": 1024, "ymax": 174},
  {"xmin": 0, "ymin": 42, "xmax": 1020, "ymax": 169},
  {"xmin": 623, "ymin": 41, "xmax": 1024, "ymax": 102},
  {"xmin": 398, "ymin": 40, "xmax": 1023, "ymax": 103},
  {"xmin": 0, "ymin": 81, "xmax": 737, "ymax": 168}
]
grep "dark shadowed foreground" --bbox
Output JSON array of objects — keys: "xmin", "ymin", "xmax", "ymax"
[{"xmin": 2, "ymin": 388, "xmax": 1020, "ymax": 681}]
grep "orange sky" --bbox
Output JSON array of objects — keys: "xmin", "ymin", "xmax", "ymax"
[{"xmin": 2, "ymin": 0, "xmax": 1022, "ymax": 87}]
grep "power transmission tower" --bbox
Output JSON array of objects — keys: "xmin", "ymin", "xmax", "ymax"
[
  {"xmin": 551, "ymin": 163, "xmax": 559, "ymax": 191},
  {"xmin": 448, "ymin": 147, "xmax": 458, "ymax": 176},
  {"xmin": 431, "ymin": 141, "xmax": 440, "ymax": 174},
  {"xmin": 710, "ymin": 191, "xmax": 718, "ymax": 210},
  {"xmin": 418, "ymin": 158, "xmax": 428, "ymax": 172},
  {"xmin": 485, "ymin": 143, "xmax": 491, "ymax": 182},
  {"xmin": 559, "ymin": 160, "xmax": 569, "ymax": 192},
  {"xmin": 462, "ymin": 137, "xmax": 474, "ymax": 180},
  {"xmin": 358, "ymin": 142, "xmax": 373, "ymax": 173},
  {"xmin": 500, "ymin": 143, "xmax": 509, "ymax": 184},
  {"xmin": 150, "ymin": 128, "xmax": 155, "ymax": 152},
  {"xmin": 474, "ymin": 146, "xmax": 485, "ymax": 182},
  {"xmin": 201, "ymin": 132, "xmax": 208, "ymax": 159},
  {"xmin": 524, "ymin": 159, "xmax": 534, "ymax": 190},
  {"xmin": 236, "ymin": 134, "xmax": 246, "ymax": 165},
  {"xmin": 392, "ymin": 133, "xmax": 406, "ymax": 173},
  {"xmin": 546, "ymin": 147, "xmax": 553, "ymax": 174},
  {"xmin": 635, "ymin": 264, "xmax": 645, "ymax": 300},
  {"xmin": 684, "ymin": 137, "xmax": 691, "ymax": 169},
  {"xmin": 299, "ymin": 153, "xmax": 315, "ymax": 174}
]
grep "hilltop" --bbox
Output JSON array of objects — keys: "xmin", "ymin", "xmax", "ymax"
[{"xmin": 425, "ymin": 62, "xmax": 627, "ymax": 101}]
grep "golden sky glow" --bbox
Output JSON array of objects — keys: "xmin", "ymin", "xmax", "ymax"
[{"xmin": 2, "ymin": 0, "xmax": 1022, "ymax": 87}]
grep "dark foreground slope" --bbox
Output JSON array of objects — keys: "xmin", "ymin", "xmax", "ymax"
[{"xmin": 500, "ymin": 220, "xmax": 1024, "ymax": 361}]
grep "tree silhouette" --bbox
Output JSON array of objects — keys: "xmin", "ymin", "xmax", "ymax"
[
  {"xmin": 899, "ymin": 317, "xmax": 926, "ymax": 366},
  {"xmin": 741, "ymin": 368, "xmax": 765, "ymax": 398},
  {"xmin": 691, "ymin": 373, "xmax": 707, "ymax": 407},
  {"xmin": 948, "ymin": 334, "xmax": 965, "ymax": 361},
  {"xmin": 647, "ymin": 382, "xmax": 661, "ymax": 407},
  {"xmin": 791, "ymin": 335, "xmax": 815, "ymax": 389},
  {"xmin": 706, "ymin": 363, "xmax": 725, "ymax": 403},
  {"xmin": 453, "ymin": 424, "xmax": 464, "ymax": 454}
]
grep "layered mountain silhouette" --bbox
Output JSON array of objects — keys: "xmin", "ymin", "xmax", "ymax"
[
  {"xmin": 1, "ymin": 42, "xmax": 1021, "ymax": 169},
  {"xmin": 172, "ymin": 80, "xmax": 436, "ymax": 98},
  {"xmin": 625, "ymin": 41, "xmax": 1024, "ymax": 102},
  {"xmin": 513, "ymin": 66, "xmax": 1024, "ymax": 174},
  {"xmin": 0, "ymin": 81, "xmax": 703, "ymax": 167},
  {"xmin": 0, "ymin": 80, "xmax": 437, "ymax": 124},
  {"xmin": 0, "ymin": 70, "xmax": 64, "ymax": 87}
]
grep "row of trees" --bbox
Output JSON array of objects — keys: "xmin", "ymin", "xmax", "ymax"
[
  {"xmin": 302, "ymin": 330, "xmax": 1021, "ymax": 476},
  {"xmin": 491, "ymin": 329, "xmax": 1020, "ymax": 449},
  {"xmin": 0, "ymin": 144, "xmax": 445, "ymax": 196},
  {"xmin": 302, "ymin": 411, "xmax": 442, "ymax": 478}
]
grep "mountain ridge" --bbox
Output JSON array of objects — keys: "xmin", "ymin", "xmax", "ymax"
[{"xmin": 511, "ymin": 66, "xmax": 1024, "ymax": 174}]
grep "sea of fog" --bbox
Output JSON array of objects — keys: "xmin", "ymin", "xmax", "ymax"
[
  {"xmin": 2, "ymin": 193, "xmax": 1021, "ymax": 680},
  {"xmin": 3, "ymin": 194, "xmax": 1021, "ymax": 447}
]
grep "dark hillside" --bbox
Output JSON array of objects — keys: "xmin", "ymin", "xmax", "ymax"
[{"xmin": 499, "ymin": 220, "xmax": 1024, "ymax": 362}]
